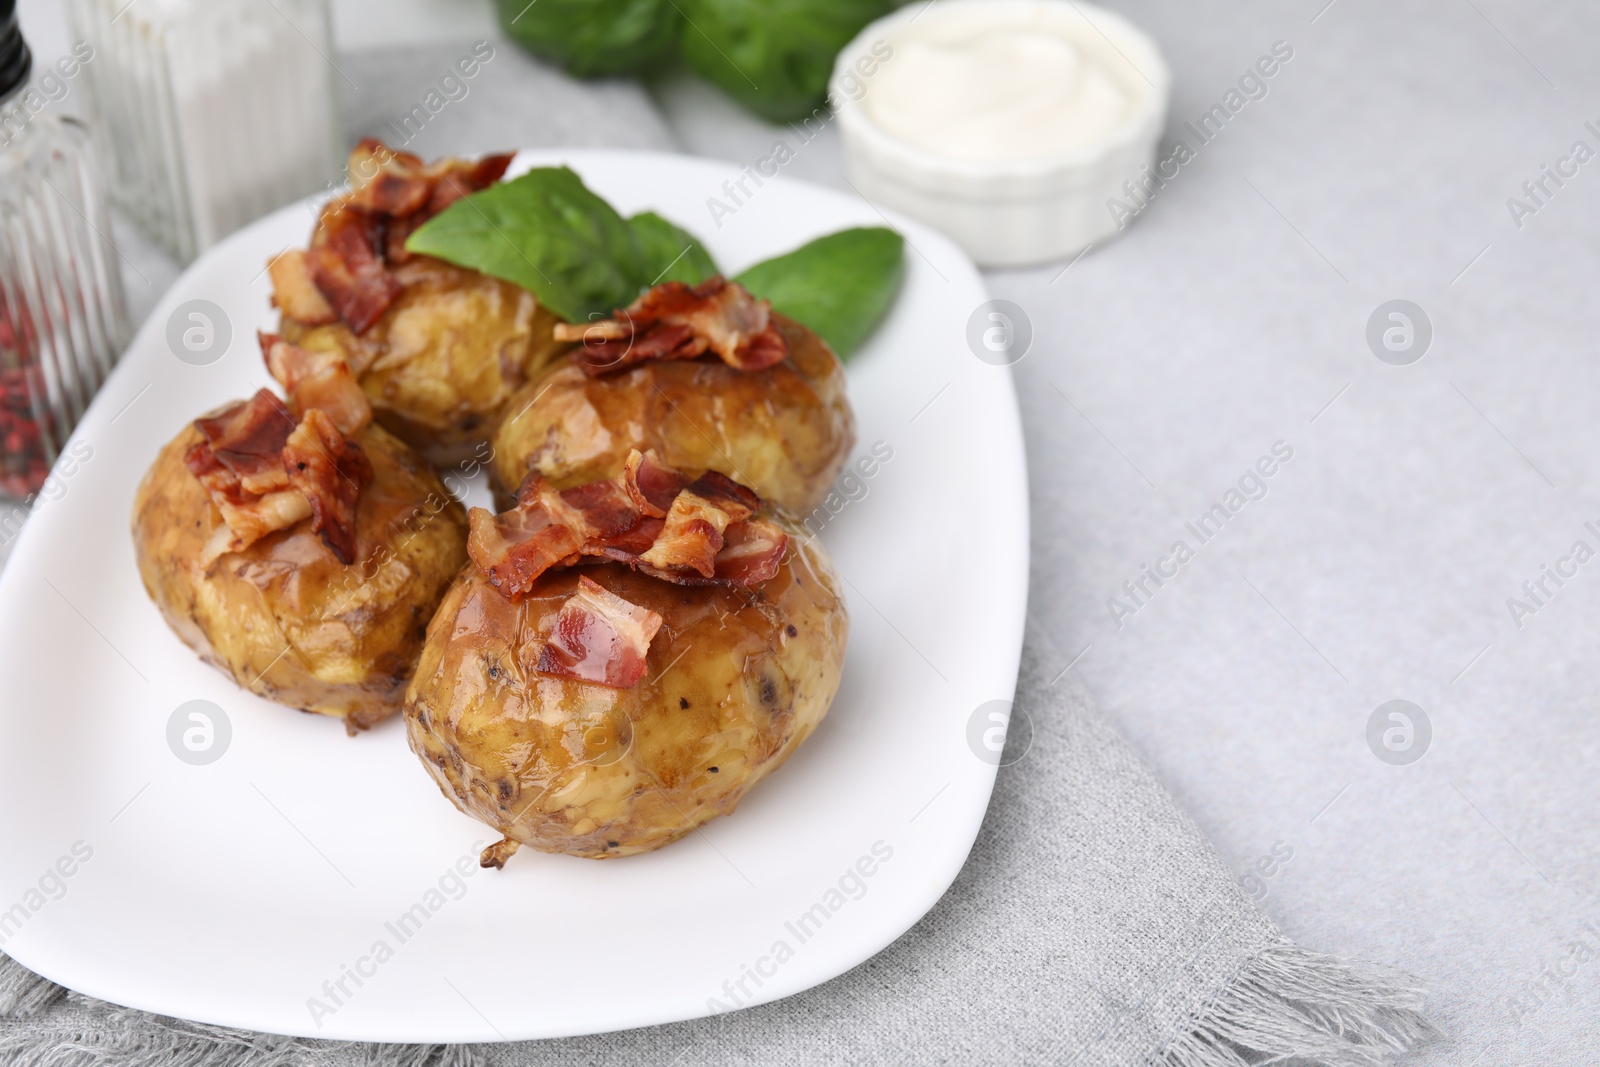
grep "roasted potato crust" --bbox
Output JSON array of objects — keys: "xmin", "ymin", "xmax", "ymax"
[
  {"xmin": 132, "ymin": 420, "xmax": 469, "ymax": 729},
  {"xmin": 490, "ymin": 314, "xmax": 855, "ymax": 513},
  {"xmin": 404, "ymin": 522, "xmax": 847, "ymax": 858},
  {"xmin": 282, "ymin": 258, "xmax": 569, "ymax": 458}
]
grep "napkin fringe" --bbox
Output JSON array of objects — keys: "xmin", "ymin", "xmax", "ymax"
[
  {"xmin": 0, "ymin": 956, "xmax": 65, "ymax": 1018},
  {"xmin": 1155, "ymin": 941, "xmax": 1437, "ymax": 1067}
]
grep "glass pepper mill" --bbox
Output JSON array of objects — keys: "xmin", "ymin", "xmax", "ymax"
[{"xmin": 0, "ymin": 0, "xmax": 129, "ymax": 500}]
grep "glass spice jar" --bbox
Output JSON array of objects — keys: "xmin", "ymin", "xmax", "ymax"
[
  {"xmin": 0, "ymin": 1, "xmax": 129, "ymax": 500},
  {"xmin": 65, "ymin": 0, "xmax": 342, "ymax": 264}
]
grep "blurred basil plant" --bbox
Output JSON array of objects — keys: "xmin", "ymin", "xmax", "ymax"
[{"xmin": 496, "ymin": 0, "xmax": 899, "ymax": 122}]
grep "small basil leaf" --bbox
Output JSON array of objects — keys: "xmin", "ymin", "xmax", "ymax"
[
  {"xmin": 405, "ymin": 167, "xmax": 646, "ymax": 323},
  {"xmin": 495, "ymin": 0, "xmax": 681, "ymax": 78},
  {"xmin": 629, "ymin": 211, "xmax": 720, "ymax": 286},
  {"xmin": 678, "ymin": 0, "xmax": 896, "ymax": 122},
  {"xmin": 735, "ymin": 227, "xmax": 904, "ymax": 358}
]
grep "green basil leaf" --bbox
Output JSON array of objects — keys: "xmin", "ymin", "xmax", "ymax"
[
  {"xmin": 405, "ymin": 167, "xmax": 646, "ymax": 323},
  {"xmin": 495, "ymin": 0, "xmax": 681, "ymax": 77},
  {"xmin": 408, "ymin": 167, "xmax": 903, "ymax": 355},
  {"xmin": 735, "ymin": 227, "xmax": 904, "ymax": 358},
  {"xmin": 629, "ymin": 211, "xmax": 720, "ymax": 286},
  {"xmin": 678, "ymin": 0, "xmax": 896, "ymax": 122}
]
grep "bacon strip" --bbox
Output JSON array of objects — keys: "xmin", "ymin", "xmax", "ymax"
[
  {"xmin": 466, "ymin": 474, "xmax": 646, "ymax": 598},
  {"xmin": 261, "ymin": 332, "xmax": 372, "ymax": 434},
  {"xmin": 682, "ymin": 469, "xmax": 758, "ymax": 521},
  {"xmin": 343, "ymin": 139, "xmax": 512, "ymax": 221},
  {"xmin": 536, "ymin": 576, "xmax": 663, "ymax": 689},
  {"xmin": 347, "ymin": 152, "xmax": 432, "ymax": 217},
  {"xmin": 184, "ymin": 388, "xmax": 374, "ymax": 563},
  {"xmin": 306, "ymin": 211, "xmax": 400, "ymax": 335},
  {"xmin": 637, "ymin": 491, "xmax": 730, "ymax": 578},
  {"xmin": 283, "ymin": 408, "xmax": 374, "ymax": 565},
  {"xmin": 198, "ymin": 491, "xmax": 313, "ymax": 566},
  {"xmin": 187, "ymin": 390, "xmax": 297, "ymax": 500},
  {"xmin": 467, "ymin": 503, "xmax": 585, "ymax": 599},
  {"xmin": 546, "ymin": 476, "xmax": 641, "ymax": 539},
  {"xmin": 623, "ymin": 449, "xmax": 689, "ymax": 517},
  {"xmin": 466, "ymin": 450, "xmax": 788, "ymax": 599},
  {"xmin": 552, "ymin": 277, "xmax": 789, "ymax": 377},
  {"xmin": 711, "ymin": 517, "xmax": 788, "ymax": 586},
  {"xmin": 267, "ymin": 250, "xmax": 337, "ymax": 326},
  {"xmin": 283, "ymin": 140, "xmax": 517, "ymax": 330},
  {"xmin": 423, "ymin": 152, "xmax": 514, "ymax": 216},
  {"xmin": 185, "ymin": 391, "xmax": 304, "ymax": 556},
  {"xmin": 346, "ymin": 140, "xmax": 427, "ymax": 206}
]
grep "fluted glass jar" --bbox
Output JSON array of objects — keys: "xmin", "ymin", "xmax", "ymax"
[
  {"xmin": 0, "ymin": 96, "xmax": 129, "ymax": 499},
  {"xmin": 65, "ymin": 0, "xmax": 342, "ymax": 263}
]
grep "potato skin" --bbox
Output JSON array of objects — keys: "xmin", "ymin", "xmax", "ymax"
[
  {"xmin": 403, "ymin": 522, "xmax": 847, "ymax": 859},
  {"xmin": 282, "ymin": 258, "xmax": 568, "ymax": 458},
  {"xmin": 490, "ymin": 314, "xmax": 855, "ymax": 513},
  {"xmin": 131, "ymin": 419, "xmax": 469, "ymax": 729}
]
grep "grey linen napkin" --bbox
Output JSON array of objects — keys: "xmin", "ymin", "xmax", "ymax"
[{"xmin": 0, "ymin": 36, "xmax": 1435, "ymax": 1067}]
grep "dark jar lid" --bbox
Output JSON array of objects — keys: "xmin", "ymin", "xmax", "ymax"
[{"xmin": 0, "ymin": 0, "xmax": 32, "ymax": 103}]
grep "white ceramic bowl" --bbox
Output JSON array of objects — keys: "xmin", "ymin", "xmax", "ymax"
[{"xmin": 831, "ymin": 0, "xmax": 1171, "ymax": 268}]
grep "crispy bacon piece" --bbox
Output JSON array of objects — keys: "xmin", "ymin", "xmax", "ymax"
[
  {"xmin": 359, "ymin": 171, "xmax": 432, "ymax": 217},
  {"xmin": 186, "ymin": 408, "xmax": 313, "ymax": 563},
  {"xmin": 184, "ymin": 391, "xmax": 307, "ymax": 556},
  {"xmin": 344, "ymin": 138, "xmax": 512, "ymax": 221},
  {"xmin": 424, "ymin": 152, "xmax": 514, "ymax": 216},
  {"xmin": 346, "ymin": 140, "xmax": 427, "ymax": 201},
  {"xmin": 184, "ymin": 388, "xmax": 374, "ymax": 563},
  {"xmin": 346, "ymin": 144, "xmax": 432, "ymax": 217},
  {"xmin": 193, "ymin": 389, "xmax": 296, "ymax": 463},
  {"xmin": 622, "ymin": 449, "xmax": 689, "ymax": 517},
  {"xmin": 383, "ymin": 215, "xmax": 423, "ymax": 266},
  {"xmin": 306, "ymin": 210, "xmax": 400, "ymax": 335},
  {"xmin": 467, "ymin": 474, "xmax": 644, "ymax": 598},
  {"xmin": 197, "ymin": 492, "xmax": 314, "ymax": 567},
  {"xmin": 467, "ymin": 450, "xmax": 788, "ymax": 599},
  {"xmin": 595, "ymin": 516, "xmax": 665, "ymax": 558},
  {"xmin": 260, "ymin": 332, "xmax": 372, "ymax": 434},
  {"xmin": 545, "ymin": 477, "xmax": 641, "ymax": 539},
  {"xmin": 279, "ymin": 141, "xmax": 515, "ymax": 329},
  {"xmin": 630, "ymin": 469, "xmax": 760, "ymax": 577},
  {"xmin": 712, "ymin": 517, "xmax": 788, "ymax": 586},
  {"xmin": 267, "ymin": 250, "xmax": 337, "ymax": 325},
  {"xmin": 637, "ymin": 491, "xmax": 731, "ymax": 578},
  {"xmin": 282, "ymin": 408, "xmax": 374, "ymax": 565},
  {"xmin": 467, "ymin": 503, "xmax": 586, "ymax": 599},
  {"xmin": 379, "ymin": 152, "xmax": 514, "ymax": 264},
  {"xmin": 535, "ymin": 576, "xmax": 664, "ymax": 689},
  {"xmin": 187, "ymin": 390, "xmax": 298, "ymax": 500},
  {"xmin": 683, "ymin": 469, "xmax": 758, "ymax": 520},
  {"xmin": 553, "ymin": 277, "xmax": 789, "ymax": 377}
]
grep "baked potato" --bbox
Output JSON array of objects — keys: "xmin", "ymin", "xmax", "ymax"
[
  {"xmin": 404, "ymin": 457, "xmax": 847, "ymax": 861},
  {"xmin": 269, "ymin": 140, "xmax": 567, "ymax": 459},
  {"xmin": 132, "ymin": 342, "xmax": 470, "ymax": 731},
  {"xmin": 492, "ymin": 295, "xmax": 855, "ymax": 514}
]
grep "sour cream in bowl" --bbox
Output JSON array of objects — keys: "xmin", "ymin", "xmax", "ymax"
[{"xmin": 831, "ymin": 0, "xmax": 1170, "ymax": 267}]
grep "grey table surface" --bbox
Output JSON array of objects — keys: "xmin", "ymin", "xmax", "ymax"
[
  {"xmin": 994, "ymin": 3, "xmax": 1599, "ymax": 1063},
  {"xmin": 6, "ymin": 1, "xmax": 1599, "ymax": 1063}
]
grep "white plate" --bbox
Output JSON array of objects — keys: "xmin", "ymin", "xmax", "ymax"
[{"xmin": 0, "ymin": 150, "xmax": 1027, "ymax": 1042}]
